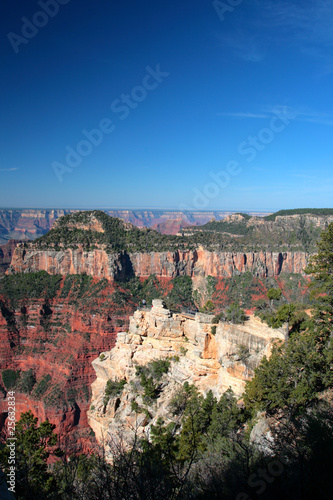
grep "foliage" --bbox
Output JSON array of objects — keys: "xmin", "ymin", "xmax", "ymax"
[
  {"xmin": 43, "ymin": 383, "xmax": 64, "ymax": 408},
  {"xmin": 2, "ymin": 369, "xmax": 20, "ymax": 390},
  {"xmin": 306, "ymin": 222, "xmax": 333, "ymax": 337},
  {"xmin": 206, "ymin": 275, "xmax": 217, "ymax": 296},
  {"xmin": 147, "ymin": 359, "xmax": 171, "ymax": 381},
  {"xmin": 201, "ymin": 299, "xmax": 215, "ymax": 313},
  {"xmin": 267, "ymin": 287, "xmax": 282, "ymax": 303},
  {"xmin": 0, "ymin": 271, "xmax": 62, "ymax": 307},
  {"xmin": 60, "ymin": 274, "xmax": 93, "ymax": 299},
  {"xmin": 34, "ymin": 210, "xmax": 190, "ymax": 254},
  {"xmin": 236, "ymin": 344, "xmax": 250, "ymax": 363},
  {"xmin": 28, "ymin": 208, "xmax": 326, "ymax": 258},
  {"xmin": 165, "ymin": 275, "xmax": 194, "ymax": 311},
  {"xmin": 18, "ymin": 369, "xmax": 36, "ymax": 394},
  {"xmin": 212, "ymin": 311, "xmax": 225, "ymax": 324},
  {"xmin": 32, "ymin": 374, "xmax": 52, "ymax": 398},
  {"xmin": 244, "ymin": 332, "xmax": 329, "ymax": 417},
  {"xmin": 103, "ymin": 379, "xmax": 127, "ymax": 408},
  {"xmin": 0, "ymin": 411, "xmax": 59, "ymax": 499},
  {"xmin": 224, "ymin": 304, "xmax": 246, "ymax": 324},
  {"xmin": 259, "ymin": 302, "xmax": 310, "ymax": 336},
  {"xmin": 265, "ymin": 208, "xmax": 333, "ymax": 220},
  {"xmin": 166, "ymin": 384, "xmax": 244, "ymax": 463},
  {"xmin": 135, "ymin": 359, "xmax": 170, "ymax": 404}
]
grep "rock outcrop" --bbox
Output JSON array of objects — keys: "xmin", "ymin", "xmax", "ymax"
[
  {"xmin": 0, "ymin": 240, "xmax": 19, "ymax": 274},
  {"xmin": 88, "ymin": 300, "xmax": 285, "ymax": 456},
  {"xmin": 8, "ymin": 245, "xmax": 309, "ymax": 279}
]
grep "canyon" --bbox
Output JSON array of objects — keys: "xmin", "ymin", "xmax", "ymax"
[
  {"xmin": 0, "ymin": 208, "xmax": 271, "ymax": 243},
  {"xmin": 0, "ymin": 277, "xmax": 133, "ymax": 453},
  {"xmin": 0, "ymin": 209, "xmax": 324, "ymax": 457}
]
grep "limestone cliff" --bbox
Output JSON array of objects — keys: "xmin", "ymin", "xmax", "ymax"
[
  {"xmin": 88, "ymin": 300, "xmax": 285, "ymax": 456},
  {"xmin": 8, "ymin": 244, "xmax": 309, "ymax": 279}
]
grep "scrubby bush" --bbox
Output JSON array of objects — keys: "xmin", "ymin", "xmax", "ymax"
[
  {"xmin": 103, "ymin": 379, "xmax": 127, "ymax": 408},
  {"xmin": 33, "ymin": 374, "xmax": 52, "ymax": 397},
  {"xmin": 2, "ymin": 369, "xmax": 20, "ymax": 390},
  {"xmin": 18, "ymin": 369, "xmax": 36, "ymax": 394}
]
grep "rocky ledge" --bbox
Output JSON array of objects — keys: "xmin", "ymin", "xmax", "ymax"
[{"xmin": 88, "ymin": 300, "xmax": 285, "ymax": 458}]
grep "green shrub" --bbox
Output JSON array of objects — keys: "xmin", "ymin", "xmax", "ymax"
[
  {"xmin": 201, "ymin": 300, "xmax": 215, "ymax": 313},
  {"xmin": 2, "ymin": 369, "xmax": 20, "ymax": 390},
  {"xmin": 147, "ymin": 359, "xmax": 170, "ymax": 381},
  {"xmin": 103, "ymin": 379, "xmax": 127, "ymax": 408},
  {"xmin": 0, "ymin": 271, "xmax": 62, "ymax": 307},
  {"xmin": 18, "ymin": 369, "xmax": 36, "ymax": 394},
  {"xmin": 131, "ymin": 401, "xmax": 142, "ymax": 413},
  {"xmin": 225, "ymin": 304, "xmax": 247, "ymax": 324},
  {"xmin": 211, "ymin": 326, "xmax": 217, "ymax": 335},
  {"xmin": 43, "ymin": 383, "xmax": 63, "ymax": 407},
  {"xmin": 32, "ymin": 374, "xmax": 52, "ymax": 398},
  {"xmin": 212, "ymin": 312, "xmax": 225, "ymax": 324},
  {"xmin": 236, "ymin": 344, "xmax": 250, "ymax": 363}
]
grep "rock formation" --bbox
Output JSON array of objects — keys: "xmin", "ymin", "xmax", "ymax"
[
  {"xmin": 0, "ymin": 240, "xmax": 19, "ymax": 274},
  {"xmin": 88, "ymin": 300, "xmax": 285, "ymax": 457},
  {"xmin": 0, "ymin": 279, "xmax": 132, "ymax": 454},
  {"xmin": 8, "ymin": 245, "xmax": 309, "ymax": 279}
]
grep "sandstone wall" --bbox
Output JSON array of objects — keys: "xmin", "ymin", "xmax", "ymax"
[{"xmin": 8, "ymin": 244, "xmax": 309, "ymax": 279}]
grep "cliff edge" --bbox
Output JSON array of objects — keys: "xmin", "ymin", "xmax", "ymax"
[{"xmin": 88, "ymin": 300, "xmax": 285, "ymax": 457}]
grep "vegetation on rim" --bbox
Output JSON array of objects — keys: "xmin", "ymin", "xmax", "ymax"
[{"xmin": 24, "ymin": 209, "xmax": 331, "ymax": 253}]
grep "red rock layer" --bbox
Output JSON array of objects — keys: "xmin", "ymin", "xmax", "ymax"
[
  {"xmin": 0, "ymin": 282, "xmax": 132, "ymax": 454},
  {"xmin": 9, "ymin": 245, "xmax": 309, "ymax": 279}
]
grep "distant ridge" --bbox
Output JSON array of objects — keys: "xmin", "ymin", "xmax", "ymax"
[{"xmin": 265, "ymin": 208, "xmax": 333, "ymax": 221}]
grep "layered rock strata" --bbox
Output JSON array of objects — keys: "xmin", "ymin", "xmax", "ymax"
[
  {"xmin": 8, "ymin": 245, "xmax": 309, "ymax": 279},
  {"xmin": 0, "ymin": 289, "xmax": 129, "ymax": 453}
]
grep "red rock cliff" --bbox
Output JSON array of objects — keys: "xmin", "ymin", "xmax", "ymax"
[
  {"xmin": 0, "ymin": 279, "xmax": 133, "ymax": 454},
  {"xmin": 8, "ymin": 245, "xmax": 309, "ymax": 279}
]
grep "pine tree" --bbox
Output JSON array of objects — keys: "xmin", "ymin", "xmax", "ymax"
[{"xmin": 306, "ymin": 222, "xmax": 333, "ymax": 338}]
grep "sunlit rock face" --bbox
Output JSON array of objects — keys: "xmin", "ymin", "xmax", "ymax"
[
  {"xmin": 88, "ymin": 301, "xmax": 285, "ymax": 459},
  {"xmin": 8, "ymin": 244, "xmax": 309, "ymax": 279}
]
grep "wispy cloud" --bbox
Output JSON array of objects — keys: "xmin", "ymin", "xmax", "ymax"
[
  {"xmin": 259, "ymin": 0, "xmax": 333, "ymax": 46},
  {"xmin": 217, "ymin": 1, "xmax": 333, "ymax": 70},
  {"xmin": 217, "ymin": 106, "xmax": 333, "ymax": 126},
  {"xmin": 0, "ymin": 168, "xmax": 19, "ymax": 172},
  {"xmin": 216, "ymin": 112, "xmax": 269, "ymax": 119},
  {"xmin": 216, "ymin": 31, "xmax": 266, "ymax": 63}
]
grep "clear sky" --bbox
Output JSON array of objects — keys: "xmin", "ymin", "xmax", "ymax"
[{"xmin": 1, "ymin": 0, "xmax": 333, "ymax": 211}]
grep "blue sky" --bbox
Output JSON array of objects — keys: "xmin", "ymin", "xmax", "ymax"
[{"xmin": 1, "ymin": 0, "xmax": 333, "ymax": 211}]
